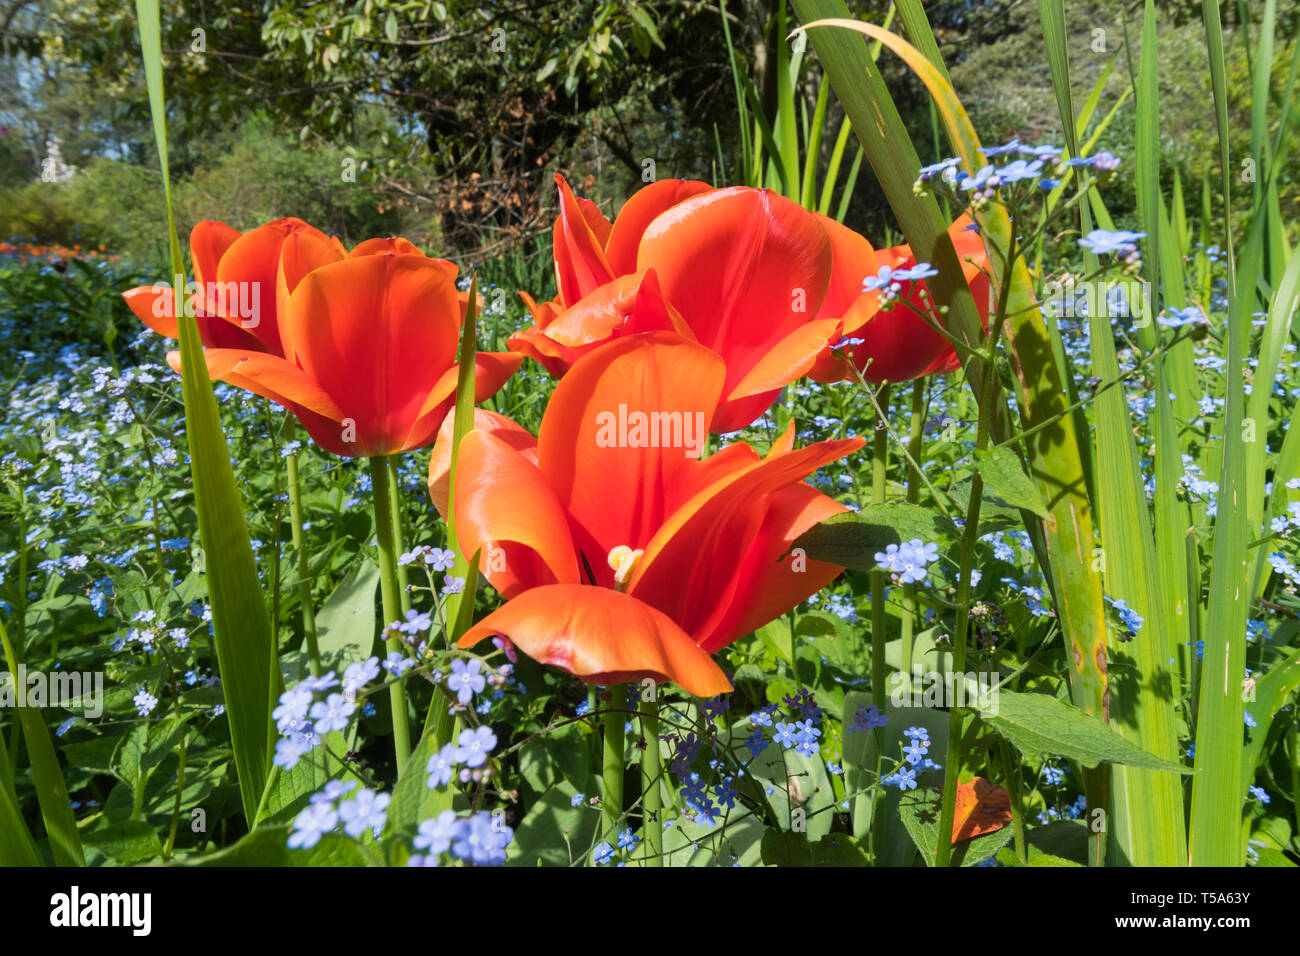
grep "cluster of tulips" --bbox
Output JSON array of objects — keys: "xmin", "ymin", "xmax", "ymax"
[{"xmin": 123, "ymin": 175, "xmax": 990, "ymax": 698}]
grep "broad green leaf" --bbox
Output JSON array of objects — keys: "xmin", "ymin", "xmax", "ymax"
[
  {"xmin": 386, "ymin": 726, "xmax": 453, "ymax": 840},
  {"xmin": 797, "ymin": 4, "xmax": 1110, "ymax": 727},
  {"xmin": 841, "ymin": 696, "xmax": 949, "ymax": 864},
  {"xmin": 0, "ymin": 616, "xmax": 83, "ymax": 865},
  {"xmin": 509, "ymin": 782, "xmax": 601, "ymax": 867},
  {"xmin": 190, "ymin": 825, "xmax": 371, "ymax": 866},
  {"xmin": 899, "ymin": 785, "xmax": 1013, "ymax": 866},
  {"xmin": 974, "ymin": 447, "xmax": 1047, "ymax": 518},
  {"xmin": 988, "ymin": 691, "xmax": 1192, "ymax": 773},
  {"xmin": 81, "ymin": 820, "xmax": 163, "ymax": 865},
  {"xmin": 792, "ymin": 502, "xmax": 950, "ymax": 571},
  {"xmin": 312, "ymin": 560, "xmax": 380, "ymax": 673},
  {"xmin": 0, "ymin": 743, "xmax": 40, "ymax": 866},
  {"xmin": 1241, "ymin": 649, "xmax": 1300, "ymax": 800}
]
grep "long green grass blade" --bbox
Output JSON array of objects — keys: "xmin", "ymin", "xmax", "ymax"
[
  {"xmin": 1188, "ymin": 0, "xmax": 1254, "ymax": 868},
  {"xmin": 801, "ymin": 75, "xmax": 830, "ymax": 209},
  {"xmin": 135, "ymin": 0, "xmax": 275, "ymax": 825},
  {"xmin": 426, "ymin": 276, "xmax": 481, "ymax": 741},
  {"xmin": 0, "ymin": 617, "xmax": 83, "ymax": 865},
  {"xmin": 774, "ymin": 0, "xmax": 801, "ymax": 200},
  {"xmin": 0, "ymin": 740, "xmax": 40, "ymax": 866}
]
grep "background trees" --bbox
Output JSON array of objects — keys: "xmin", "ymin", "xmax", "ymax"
[{"xmin": 1, "ymin": 0, "xmax": 1293, "ymax": 272}]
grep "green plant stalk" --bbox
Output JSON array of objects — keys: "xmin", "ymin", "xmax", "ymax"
[
  {"xmin": 640, "ymin": 698, "xmax": 662, "ymax": 866},
  {"xmin": 369, "ymin": 455, "xmax": 411, "ymax": 771},
  {"xmin": 162, "ymin": 728, "xmax": 189, "ymax": 860},
  {"xmin": 998, "ymin": 740, "xmax": 1028, "ymax": 862},
  {"xmin": 603, "ymin": 696, "xmax": 625, "ymax": 837},
  {"xmin": 285, "ymin": 421, "xmax": 320, "ymax": 676},
  {"xmin": 900, "ymin": 379, "xmax": 926, "ymax": 679},
  {"xmin": 0, "ymin": 739, "xmax": 39, "ymax": 866},
  {"xmin": 796, "ymin": 6, "xmax": 1111, "ymax": 731},
  {"xmin": 934, "ymin": 468, "xmax": 982, "ymax": 867},
  {"xmin": 427, "ymin": 275, "xmax": 480, "ymax": 748},
  {"xmin": 868, "ymin": 383, "xmax": 890, "ymax": 857},
  {"xmin": 388, "ymin": 462, "xmax": 413, "ymax": 616}
]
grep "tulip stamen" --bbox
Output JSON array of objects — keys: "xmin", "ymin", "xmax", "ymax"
[{"xmin": 606, "ymin": 545, "xmax": 644, "ymax": 591}]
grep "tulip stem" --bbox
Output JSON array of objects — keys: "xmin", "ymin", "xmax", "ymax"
[
  {"xmin": 285, "ymin": 420, "xmax": 321, "ymax": 677},
  {"xmin": 369, "ymin": 454, "xmax": 411, "ymax": 772},
  {"xmin": 602, "ymin": 692, "xmax": 625, "ymax": 840},
  {"xmin": 387, "ymin": 461, "xmax": 413, "ymax": 616},
  {"xmin": 640, "ymin": 696, "xmax": 662, "ymax": 866}
]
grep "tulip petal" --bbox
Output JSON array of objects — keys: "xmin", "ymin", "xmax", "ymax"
[
  {"xmin": 536, "ymin": 333, "xmax": 725, "ymax": 575},
  {"xmin": 283, "ymin": 253, "xmax": 461, "ymax": 453},
  {"xmin": 401, "ymin": 350, "xmax": 524, "ymax": 454},
  {"xmin": 604, "ymin": 179, "xmax": 713, "ymax": 275},
  {"xmin": 507, "ymin": 324, "xmax": 579, "ymax": 379},
  {"xmin": 123, "ymin": 285, "xmax": 179, "ymax": 339},
  {"xmin": 724, "ymin": 316, "xmax": 844, "ymax": 401},
  {"xmin": 428, "ymin": 409, "xmax": 538, "ymax": 517},
  {"xmin": 637, "ymin": 187, "xmax": 833, "ymax": 419},
  {"xmin": 853, "ymin": 215, "xmax": 990, "ymax": 383},
  {"xmin": 459, "ymin": 585, "xmax": 733, "ymax": 697},
  {"xmin": 629, "ymin": 435, "xmax": 863, "ymax": 652},
  {"xmin": 182, "ymin": 348, "xmax": 345, "ymax": 421},
  {"xmin": 812, "ymin": 213, "xmax": 880, "ymax": 324},
  {"xmin": 553, "ymin": 174, "xmax": 615, "ymax": 306},
  {"xmin": 444, "ymin": 429, "xmax": 580, "ymax": 597},
  {"xmin": 189, "ymin": 220, "xmax": 241, "ymax": 290},
  {"xmin": 215, "ymin": 217, "xmax": 339, "ymax": 355}
]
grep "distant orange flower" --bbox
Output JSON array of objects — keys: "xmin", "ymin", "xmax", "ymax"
[{"xmin": 429, "ymin": 332, "xmax": 862, "ymax": 695}]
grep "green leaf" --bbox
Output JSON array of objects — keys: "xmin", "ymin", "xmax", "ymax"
[
  {"xmin": 312, "ymin": 560, "xmax": 380, "ymax": 673},
  {"xmin": 899, "ymin": 786, "xmax": 1013, "ymax": 866},
  {"xmin": 797, "ymin": 2, "xmax": 1111, "ymax": 730},
  {"xmin": 792, "ymin": 502, "xmax": 949, "ymax": 571},
  {"xmin": 974, "ymin": 447, "xmax": 1047, "ymax": 518},
  {"xmin": 386, "ymin": 726, "xmax": 452, "ymax": 841},
  {"xmin": 995, "ymin": 845, "xmax": 1082, "ymax": 867},
  {"xmin": 0, "ymin": 743, "xmax": 41, "ymax": 866},
  {"xmin": 510, "ymin": 782, "xmax": 601, "ymax": 867},
  {"xmin": 190, "ymin": 825, "xmax": 371, "ymax": 866},
  {"xmin": 114, "ymin": 718, "xmax": 187, "ymax": 796},
  {"xmin": 81, "ymin": 820, "xmax": 163, "ymax": 865},
  {"xmin": 0, "ymin": 616, "xmax": 84, "ymax": 865},
  {"xmin": 135, "ymin": 0, "xmax": 276, "ymax": 826},
  {"xmin": 841, "ymin": 696, "xmax": 949, "ymax": 863},
  {"xmin": 384, "ymin": 10, "xmax": 398, "ymax": 42},
  {"xmin": 987, "ymin": 691, "xmax": 1192, "ymax": 773}
]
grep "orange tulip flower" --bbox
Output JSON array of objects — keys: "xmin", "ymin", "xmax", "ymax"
[
  {"xmin": 169, "ymin": 232, "xmax": 520, "ymax": 457},
  {"xmin": 512, "ymin": 176, "xmax": 849, "ymax": 434},
  {"xmin": 122, "ymin": 218, "xmax": 346, "ymax": 355},
  {"xmin": 810, "ymin": 215, "xmax": 992, "ymax": 384},
  {"xmin": 428, "ymin": 332, "xmax": 863, "ymax": 696}
]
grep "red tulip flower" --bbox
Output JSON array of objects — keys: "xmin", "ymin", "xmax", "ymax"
[
  {"xmin": 174, "ymin": 233, "xmax": 520, "ymax": 457},
  {"xmin": 811, "ymin": 215, "xmax": 992, "ymax": 384},
  {"xmin": 511, "ymin": 175, "xmax": 850, "ymax": 434},
  {"xmin": 428, "ymin": 332, "xmax": 863, "ymax": 696},
  {"xmin": 122, "ymin": 217, "xmax": 345, "ymax": 355}
]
